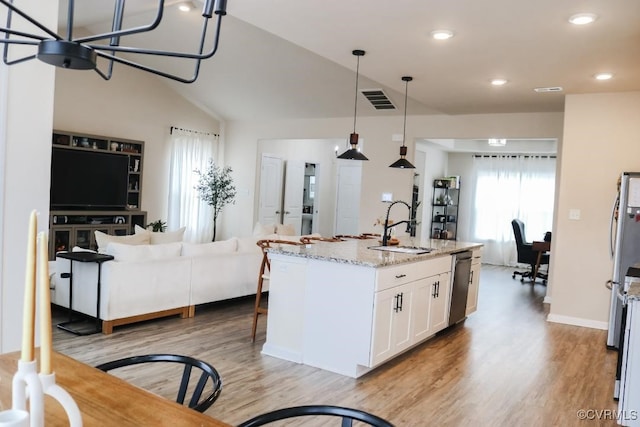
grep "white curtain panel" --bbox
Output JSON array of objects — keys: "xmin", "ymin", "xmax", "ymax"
[
  {"xmin": 167, "ymin": 129, "xmax": 218, "ymax": 243},
  {"xmin": 469, "ymin": 155, "xmax": 556, "ymax": 266}
]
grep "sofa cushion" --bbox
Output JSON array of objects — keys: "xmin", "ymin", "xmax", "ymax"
[
  {"xmin": 95, "ymin": 230, "xmax": 150, "ymax": 253},
  {"xmin": 276, "ymin": 223, "xmax": 297, "ymax": 236},
  {"xmin": 181, "ymin": 238, "xmax": 238, "ymax": 257},
  {"xmin": 134, "ymin": 224, "xmax": 186, "ymax": 244},
  {"xmin": 253, "ymin": 222, "xmax": 276, "ymax": 236},
  {"xmin": 105, "ymin": 242, "xmax": 182, "ymax": 262}
]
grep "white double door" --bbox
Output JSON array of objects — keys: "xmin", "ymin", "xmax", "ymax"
[{"xmin": 258, "ymin": 155, "xmax": 305, "ymax": 233}]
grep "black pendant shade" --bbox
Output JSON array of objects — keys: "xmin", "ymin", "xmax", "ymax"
[
  {"xmin": 390, "ymin": 76, "xmax": 415, "ymax": 169},
  {"xmin": 337, "ymin": 132, "xmax": 369, "ymax": 160},
  {"xmin": 337, "ymin": 50, "xmax": 369, "ymax": 161}
]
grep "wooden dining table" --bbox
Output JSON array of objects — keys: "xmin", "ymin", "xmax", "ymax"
[{"xmin": 0, "ymin": 351, "xmax": 231, "ymax": 426}]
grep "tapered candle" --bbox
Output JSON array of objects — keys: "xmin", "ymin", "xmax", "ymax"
[
  {"xmin": 21, "ymin": 210, "xmax": 37, "ymax": 362},
  {"xmin": 38, "ymin": 232, "xmax": 53, "ymax": 374}
]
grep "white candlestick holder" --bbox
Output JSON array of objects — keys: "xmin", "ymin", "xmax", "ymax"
[
  {"xmin": 8, "ymin": 360, "xmax": 82, "ymax": 427},
  {"xmin": 39, "ymin": 373, "xmax": 82, "ymax": 427},
  {"xmin": 10, "ymin": 360, "xmax": 43, "ymax": 427}
]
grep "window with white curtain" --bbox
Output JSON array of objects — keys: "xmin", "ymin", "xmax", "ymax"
[
  {"xmin": 469, "ymin": 155, "xmax": 556, "ymax": 266},
  {"xmin": 167, "ymin": 128, "xmax": 218, "ymax": 243}
]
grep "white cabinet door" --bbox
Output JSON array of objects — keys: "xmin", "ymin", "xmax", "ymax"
[
  {"xmin": 258, "ymin": 155, "xmax": 284, "ymax": 225},
  {"xmin": 371, "ymin": 282, "xmax": 413, "ymax": 366},
  {"xmin": 282, "ymin": 160, "xmax": 305, "ymax": 234},
  {"xmin": 411, "ymin": 277, "xmax": 432, "ymax": 342},
  {"xmin": 334, "ymin": 163, "xmax": 362, "ymax": 235},
  {"xmin": 429, "ymin": 272, "xmax": 450, "ymax": 334},
  {"xmin": 466, "ymin": 261, "xmax": 481, "ymax": 315}
]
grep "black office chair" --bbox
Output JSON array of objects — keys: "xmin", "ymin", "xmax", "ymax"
[
  {"xmin": 237, "ymin": 405, "xmax": 394, "ymax": 427},
  {"xmin": 96, "ymin": 354, "xmax": 222, "ymax": 413},
  {"xmin": 511, "ymin": 219, "xmax": 549, "ymax": 284}
]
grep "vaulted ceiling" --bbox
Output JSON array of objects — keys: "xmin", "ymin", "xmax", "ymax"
[{"xmin": 53, "ymin": 0, "xmax": 640, "ymax": 121}]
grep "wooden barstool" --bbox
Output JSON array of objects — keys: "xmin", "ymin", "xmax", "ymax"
[
  {"xmin": 251, "ymin": 239, "xmax": 303, "ymax": 342},
  {"xmin": 299, "ymin": 236, "xmax": 343, "ymax": 244},
  {"xmin": 360, "ymin": 233, "xmax": 380, "ymax": 239}
]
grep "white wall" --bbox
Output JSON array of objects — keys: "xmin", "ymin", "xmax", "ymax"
[
  {"xmin": 416, "ymin": 142, "xmax": 448, "ymax": 240},
  {"xmin": 447, "ymin": 153, "xmax": 474, "ymax": 242},
  {"xmin": 222, "ymin": 112, "xmax": 564, "ymax": 241},
  {"xmin": 53, "ymin": 65, "xmax": 220, "ymax": 223},
  {"xmin": 0, "ymin": 1, "xmax": 57, "ymax": 353},
  {"xmin": 548, "ymin": 91, "xmax": 640, "ymax": 329}
]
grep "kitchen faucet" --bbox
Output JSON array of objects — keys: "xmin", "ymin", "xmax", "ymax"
[{"xmin": 382, "ymin": 200, "xmax": 414, "ymax": 246}]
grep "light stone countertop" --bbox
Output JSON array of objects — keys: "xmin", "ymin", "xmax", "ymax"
[
  {"xmin": 266, "ymin": 236, "xmax": 483, "ymax": 268},
  {"xmin": 628, "ymin": 282, "xmax": 640, "ymax": 300}
]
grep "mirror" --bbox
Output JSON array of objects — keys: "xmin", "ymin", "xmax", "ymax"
[{"xmin": 302, "ymin": 163, "xmax": 316, "ymax": 234}]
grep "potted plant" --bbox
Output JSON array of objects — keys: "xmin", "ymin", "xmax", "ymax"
[
  {"xmin": 194, "ymin": 159, "xmax": 237, "ymax": 241},
  {"xmin": 146, "ymin": 219, "xmax": 167, "ymax": 232}
]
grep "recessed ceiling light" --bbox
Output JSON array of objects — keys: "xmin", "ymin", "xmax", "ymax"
[
  {"xmin": 595, "ymin": 73, "xmax": 613, "ymax": 80},
  {"xmin": 569, "ymin": 13, "xmax": 598, "ymax": 25},
  {"xmin": 491, "ymin": 79, "xmax": 508, "ymax": 86},
  {"xmin": 431, "ymin": 30, "xmax": 454, "ymax": 40},
  {"xmin": 178, "ymin": 2, "xmax": 193, "ymax": 12}
]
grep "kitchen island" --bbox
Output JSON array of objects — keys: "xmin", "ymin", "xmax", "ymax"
[{"xmin": 263, "ymin": 237, "xmax": 482, "ymax": 378}]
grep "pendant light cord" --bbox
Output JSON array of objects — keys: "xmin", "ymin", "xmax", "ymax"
[
  {"xmin": 353, "ymin": 54, "xmax": 361, "ymax": 134},
  {"xmin": 402, "ymin": 79, "xmax": 408, "ymax": 147}
]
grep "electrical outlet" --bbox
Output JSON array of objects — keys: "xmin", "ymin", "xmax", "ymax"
[
  {"xmin": 381, "ymin": 193, "xmax": 393, "ymax": 202},
  {"xmin": 569, "ymin": 209, "xmax": 581, "ymax": 220}
]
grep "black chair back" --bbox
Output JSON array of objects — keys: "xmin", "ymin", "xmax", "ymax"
[
  {"xmin": 96, "ymin": 354, "xmax": 222, "ymax": 413},
  {"xmin": 237, "ymin": 405, "xmax": 394, "ymax": 427},
  {"xmin": 511, "ymin": 218, "xmax": 535, "ymax": 264}
]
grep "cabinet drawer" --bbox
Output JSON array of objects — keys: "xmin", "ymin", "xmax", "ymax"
[
  {"xmin": 472, "ymin": 247, "xmax": 482, "ymax": 265},
  {"xmin": 375, "ymin": 256, "xmax": 452, "ymax": 292},
  {"xmin": 376, "ymin": 263, "xmax": 423, "ymax": 291},
  {"xmin": 417, "ymin": 255, "xmax": 452, "ymax": 279}
]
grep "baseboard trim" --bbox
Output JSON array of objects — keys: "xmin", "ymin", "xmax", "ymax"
[{"xmin": 546, "ymin": 313, "xmax": 608, "ymax": 330}]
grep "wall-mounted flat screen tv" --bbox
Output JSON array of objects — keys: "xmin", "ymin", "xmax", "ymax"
[{"xmin": 50, "ymin": 148, "xmax": 129, "ymax": 209}]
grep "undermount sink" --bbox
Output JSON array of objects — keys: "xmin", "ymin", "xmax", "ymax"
[{"xmin": 368, "ymin": 245, "xmax": 433, "ymax": 254}]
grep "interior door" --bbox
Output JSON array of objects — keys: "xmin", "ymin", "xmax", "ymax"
[
  {"xmin": 258, "ymin": 154, "xmax": 284, "ymax": 225},
  {"xmin": 334, "ymin": 162, "xmax": 362, "ymax": 235},
  {"xmin": 282, "ymin": 160, "xmax": 305, "ymax": 233}
]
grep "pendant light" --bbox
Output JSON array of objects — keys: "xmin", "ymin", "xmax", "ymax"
[
  {"xmin": 390, "ymin": 76, "xmax": 416, "ymax": 169},
  {"xmin": 337, "ymin": 50, "xmax": 369, "ymax": 161}
]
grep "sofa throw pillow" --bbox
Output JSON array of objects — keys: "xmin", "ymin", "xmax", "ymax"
[
  {"xmin": 276, "ymin": 223, "xmax": 296, "ymax": 236},
  {"xmin": 181, "ymin": 238, "xmax": 238, "ymax": 257},
  {"xmin": 134, "ymin": 224, "xmax": 186, "ymax": 244},
  {"xmin": 94, "ymin": 230, "xmax": 150, "ymax": 253},
  {"xmin": 253, "ymin": 222, "xmax": 276, "ymax": 236},
  {"xmin": 104, "ymin": 242, "xmax": 182, "ymax": 262}
]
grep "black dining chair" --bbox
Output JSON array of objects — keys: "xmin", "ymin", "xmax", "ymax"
[
  {"xmin": 237, "ymin": 405, "xmax": 394, "ymax": 427},
  {"xmin": 96, "ymin": 354, "xmax": 222, "ymax": 413}
]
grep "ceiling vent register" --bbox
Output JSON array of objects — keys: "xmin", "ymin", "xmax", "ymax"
[{"xmin": 361, "ymin": 89, "xmax": 396, "ymax": 110}]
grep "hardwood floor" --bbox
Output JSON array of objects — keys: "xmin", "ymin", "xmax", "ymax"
[{"xmin": 53, "ymin": 266, "xmax": 620, "ymax": 426}]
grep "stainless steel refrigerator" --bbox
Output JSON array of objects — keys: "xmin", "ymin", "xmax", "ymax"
[{"xmin": 607, "ymin": 172, "xmax": 640, "ymax": 349}]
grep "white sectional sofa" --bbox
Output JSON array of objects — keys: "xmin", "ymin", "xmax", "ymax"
[{"xmin": 51, "ymin": 232, "xmax": 301, "ymax": 334}]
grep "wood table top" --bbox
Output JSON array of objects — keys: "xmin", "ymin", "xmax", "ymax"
[{"xmin": 0, "ymin": 351, "xmax": 231, "ymax": 426}]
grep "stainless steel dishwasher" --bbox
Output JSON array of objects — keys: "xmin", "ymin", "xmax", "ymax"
[{"xmin": 448, "ymin": 251, "xmax": 473, "ymax": 326}]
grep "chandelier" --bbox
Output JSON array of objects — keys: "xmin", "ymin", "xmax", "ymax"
[{"xmin": 0, "ymin": 0, "xmax": 228, "ymax": 83}]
